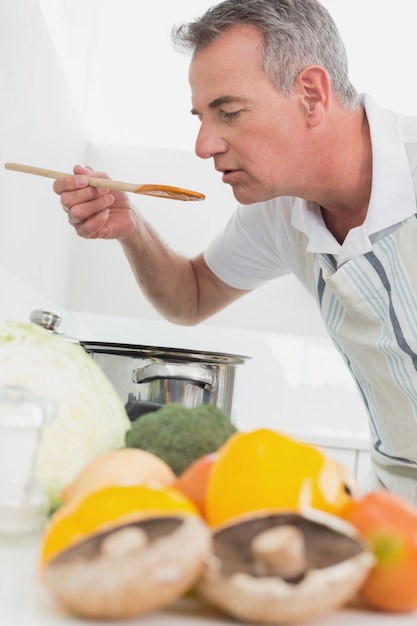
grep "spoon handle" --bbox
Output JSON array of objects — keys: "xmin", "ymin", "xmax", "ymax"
[{"xmin": 4, "ymin": 162, "xmax": 138, "ymax": 192}]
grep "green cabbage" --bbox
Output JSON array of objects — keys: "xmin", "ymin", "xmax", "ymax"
[{"xmin": 0, "ymin": 320, "xmax": 131, "ymax": 511}]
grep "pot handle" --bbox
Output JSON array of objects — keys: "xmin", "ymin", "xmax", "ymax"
[{"xmin": 131, "ymin": 362, "xmax": 216, "ymax": 391}]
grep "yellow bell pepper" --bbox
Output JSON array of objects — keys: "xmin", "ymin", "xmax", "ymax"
[
  {"xmin": 204, "ymin": 428, "xmax": 355, "ymax": 527},
  {"xmin": 41, "ymin": 484, "xmax": 199, "ymax": 567}
]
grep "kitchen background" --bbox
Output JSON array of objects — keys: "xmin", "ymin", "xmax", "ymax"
[{"xmin": 2, "ymin": 0, "xmax": 417, "ymax": 482}]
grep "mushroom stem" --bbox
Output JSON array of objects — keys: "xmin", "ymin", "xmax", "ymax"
[
  {"xmin": 251, "ymin": 525, "xmax": 307, "ymax": 580},
  {"xmin": 100, "ymin": 526, "xmax": 148, "ymax": 557}
]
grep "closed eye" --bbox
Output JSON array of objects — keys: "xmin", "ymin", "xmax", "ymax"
[{"xmin": 223, "ymin": 110, "xmax": 241, "ymax": 119}]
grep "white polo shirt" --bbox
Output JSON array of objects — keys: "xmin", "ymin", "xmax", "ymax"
[{"xmin": 205, "ymin": 94, "xmax": 417, "ymax": 286}]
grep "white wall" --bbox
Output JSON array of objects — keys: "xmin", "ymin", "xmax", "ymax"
[
  {"xmin": 80, "ymin": 0, "xmax": 417, "ymax": 151},
  {"xmin": 0, "ymin": 0, "xmax": 86, "ymax": 320},
  {"xmin": 41, "ymin": 0, "xmax": 417, "ymax": 335},
  {"xmin": 3, "ymin": 0, "xmax": 417, "ymax": 336},
  {"xmin": 0, "ymin": 0, "xmax": 375, "ymax": 474}
]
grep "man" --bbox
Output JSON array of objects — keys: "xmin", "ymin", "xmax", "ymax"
[{"xmin": 54, "ymin": 0, "xmax": 417, "ymax": 503}]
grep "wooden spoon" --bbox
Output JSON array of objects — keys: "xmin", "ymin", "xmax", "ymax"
[{"xmin": 4, "ymin": 162, "xmax": 205, "ymax": 201}]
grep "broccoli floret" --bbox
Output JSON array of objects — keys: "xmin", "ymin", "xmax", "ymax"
[{"xmin": 125, "ymin": 404, "xmax": 237, "ymax": 475}]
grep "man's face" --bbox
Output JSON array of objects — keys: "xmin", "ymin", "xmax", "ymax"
[{"xmin": 189, "ymin": 25, "xmax": 308, "ymax": 205}]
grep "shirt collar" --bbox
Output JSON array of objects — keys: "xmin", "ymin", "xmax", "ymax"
[
  {"xmin": 291, "ymin": 94, "xmax": 416, "ymax": 261},
  {"xmin": 364, "ymin": 93, "xmax": 416, "ymax": 233}
]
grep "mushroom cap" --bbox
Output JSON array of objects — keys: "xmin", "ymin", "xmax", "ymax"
[
  {"xmin": 196, "ymin": 509, "xmax": 374, "ymax": 624},
  {"xmin": 45, "ymin": 514, "xmax": 211, "ymax": 619}
]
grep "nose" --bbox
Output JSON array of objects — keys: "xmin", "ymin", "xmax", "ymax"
[{"xmin": 195, "ymin": 123, "xmax": 228, "ymax": 160}]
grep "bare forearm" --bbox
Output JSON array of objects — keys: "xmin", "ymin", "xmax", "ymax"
[
  {"xmin": 119, "ymin": 218, "xmax": 201, "ymax": 325},
  {"xmin": 120, "ymin": 215, "xmax": 248, "ymax": 326},
  {"xmin": 52, "ymin": 166, "xmax": 247, "ymax": 324}
]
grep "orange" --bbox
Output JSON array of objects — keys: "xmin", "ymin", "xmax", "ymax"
[
  {"xmin": 174, "ymin": 452, "xmax": 218, "ymax": 514},
  {"xmin": 204, "ymin": 429, "xmax": 354, "ymax": 527},
  {"xmin": 341, "ymin": 490, "xmax": 417, "ymax": 612},
  {"xmin": 41, "ymin": 484, "xmax": 199, "ymax": 568}
]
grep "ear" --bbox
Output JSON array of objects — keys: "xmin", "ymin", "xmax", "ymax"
[{"xmin": 294, "ymin": 66, "xmax": 331, "ymax": 127}]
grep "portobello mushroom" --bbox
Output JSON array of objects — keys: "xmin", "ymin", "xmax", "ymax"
[
  {"xmin": 44, "ymin": 514, "xmax": 210, "ymax": 619},
  {"xmin": 196, "ymin": 509, "xmax": 374, "ymax": 624}
]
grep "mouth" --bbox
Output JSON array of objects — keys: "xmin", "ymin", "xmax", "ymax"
[{"xmin": 218, "ymin": 168, "xmax": 242, "ymax": 184}]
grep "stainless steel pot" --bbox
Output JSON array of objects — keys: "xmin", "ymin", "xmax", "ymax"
[
  {"xmin": 30, "ymin": 310, "xmax": 250, "ymax": 420},
  {"xmin": 80, "ymin": 341, "xmax": 249, "ymax": 420}
]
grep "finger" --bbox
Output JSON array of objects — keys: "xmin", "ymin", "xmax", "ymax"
[
  {"xmin": 74, "ymin": 164, "xmax": 110, "ymax": 182},
  {"xmin": 61, "ymin": 186, "xmax": 111, "ymax": 212},
  {"xmin": 53, "ymin": 174, "xmax": 89, "ymax": 195},
  {"xmin": 73, "ymin": 164, "xmax": 92, "ymax": 176},
  {"xmin": 66, "ymin": 193, "xmax": 114, "ymax": 223},
  {"xmin": 54, "ymin": 165, "xmax": 110, "ymax": 195},
  {"xmin": 73, "ymin": 210, "xmax": 111, "ymax": 239}
]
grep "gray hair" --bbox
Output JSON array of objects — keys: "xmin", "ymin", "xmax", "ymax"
[{"xmin": 172, "ymin": 0, "xmax": 358, "ymax": 110}]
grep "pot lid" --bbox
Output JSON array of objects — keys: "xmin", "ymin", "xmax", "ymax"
[
  {"xmin": 29, "ymin": 310, "xmax": 251, "ymax": 365},
  {"xmin": 80, "ymin": 341, "xmax": 250, "ymax": 365}
]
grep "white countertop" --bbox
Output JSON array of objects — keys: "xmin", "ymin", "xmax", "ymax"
[{"xmin": 2, "ymin": 533, "xmax": 416, "ymax": 626}]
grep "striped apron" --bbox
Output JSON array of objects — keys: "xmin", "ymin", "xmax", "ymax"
[{"xmin": 309, "ymin": 215, "xmax": 417, "ymax": 503}]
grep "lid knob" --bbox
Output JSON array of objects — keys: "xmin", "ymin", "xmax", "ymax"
[{"xmin": 29, "ymin": 309, "xmax": 62, "ymax": 332}]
